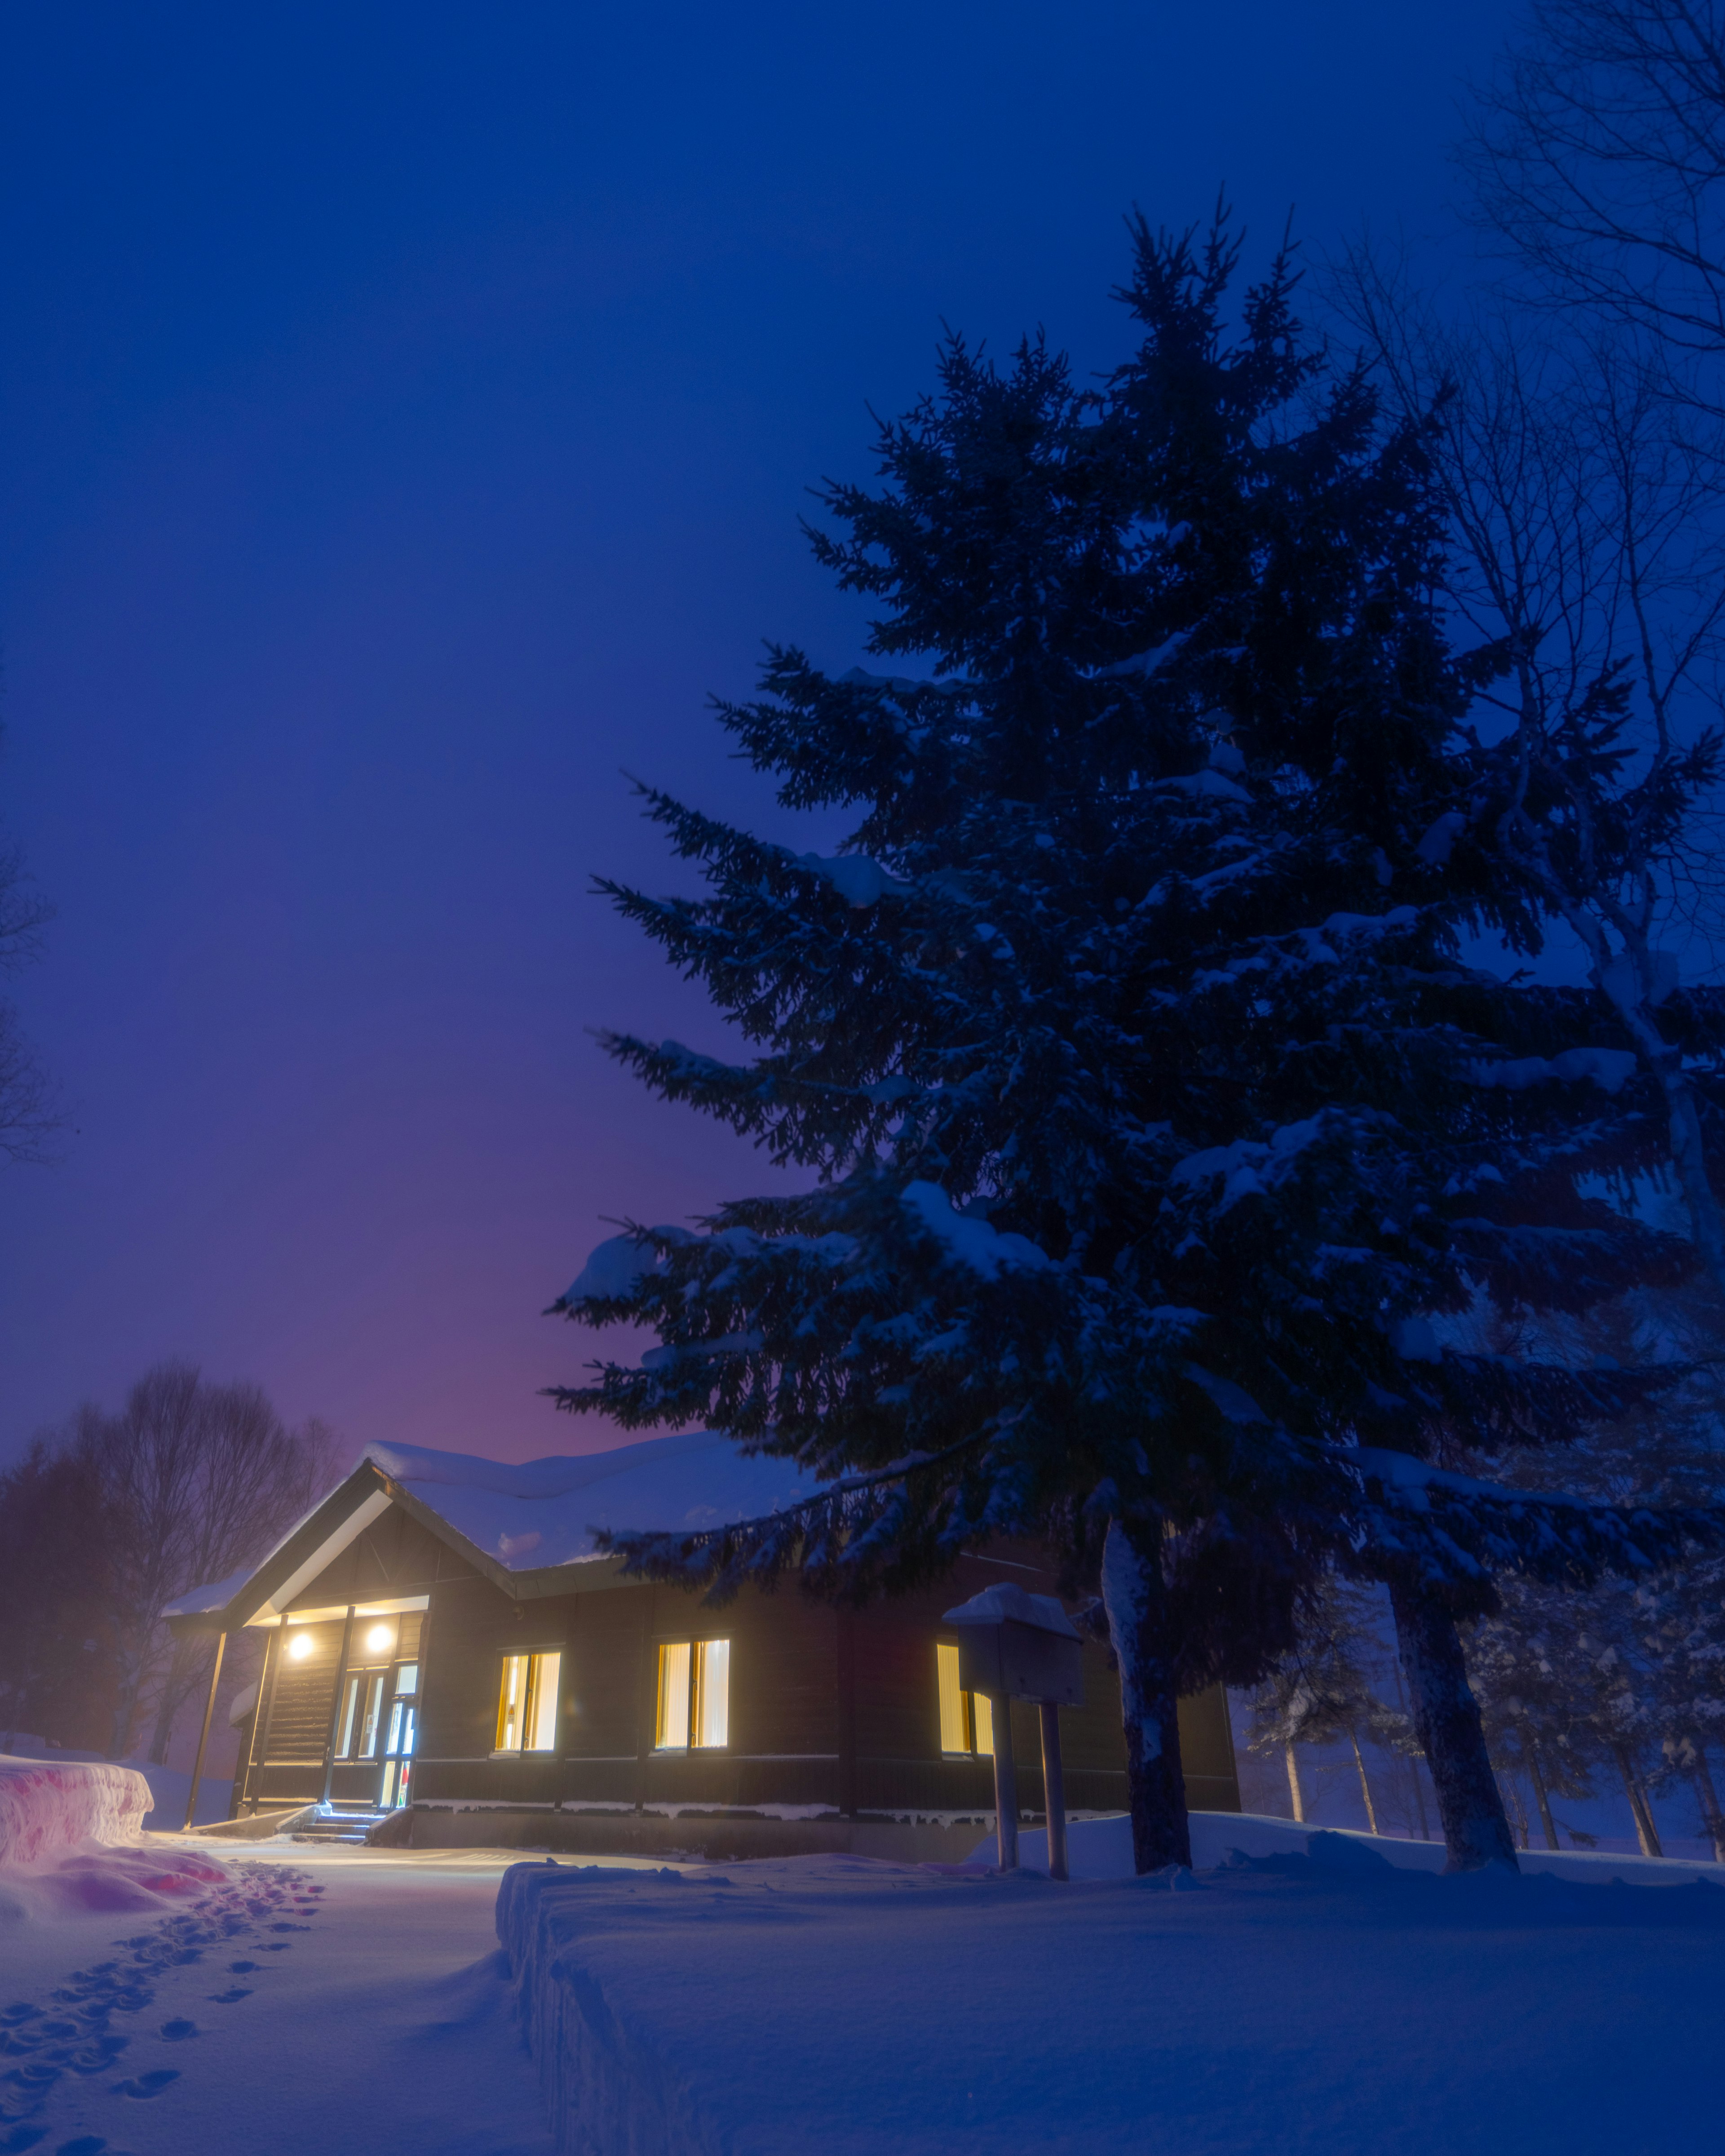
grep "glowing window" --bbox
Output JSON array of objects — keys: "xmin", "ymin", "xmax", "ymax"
[
  {"xmin": 495, "ymin": 1652, "xmax": 561, "ymax": 1754},
  {"xmin": 694, "ymin": 1639, "xmax": 730, "ymax": 1749},
  {"xmin": 358, "ymin": 1673, "xmax": 386, "ymax": 1759},
  {"xmin": 336, "ymin": 1675, "xmax": 361, "ymax": 1758},
  {"xmin": 935, "ymin": 1641, "xmax": 993, "ymax": 1757},
  {"xmin": 655, "ymin": 1640, "xmax": 730, "ymax": 1750}
]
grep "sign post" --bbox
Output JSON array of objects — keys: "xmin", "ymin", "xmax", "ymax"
[{"xmin": 943, "ymin": 1584, "xmax": 1083, "ymax": 1877}]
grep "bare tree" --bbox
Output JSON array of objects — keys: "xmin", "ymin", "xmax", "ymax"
[
  {"xmin": 71, "ymin": 1362, "xmax": 341, "ymax": 1760},
  {"xmin": 0, "ymin": 840, "xmax": 57, "ymax": 1164},
  {"xmin": 1247, "ymin": 1576, "xmax": 1406, "ymax": 1835},
  {"xmin": 1330, "ymin": 251, "xmax": 1725, "ymax": 1292},
  {"xmin": 1464, "ymin": 0, "xmax": 1725, "ymax": 404}
]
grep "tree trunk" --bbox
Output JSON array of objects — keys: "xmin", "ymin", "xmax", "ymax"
[
  {"xmin": 1612, "ymin": 988, "xmax": 1725, "ymax": 1299},
  {"xmin": 1347, "ymin": 1725, "xmax": 1378, "ymax": 1835},
  {"xmin": 1285, "ymin": 1742, "xmax": 1305, "ymax": 1824},
  {"xmin": 1101, "ymin": 1515, "xmax": 1190, "ymax": 1873},
  {"xmin": 1612, "ymin": 1744, "xmax": 1663, "ymax": 1858},
  {"xmin": 1690, "ymin": 1746, "xmax": 1725, "ymax": 1864},
  {"xmin": 1387, "ymin": 1578, "xmax": 1517, "ymax": 1871},
  {"xmin": 1525, "ymin": 1736, "xmax": 1559, "ymax": 1851},
  {"xmin": 1503, "ymin": 1774, "xmax": 1530, "ymax": 1850},
  {"xmin": 1388, "ymin": 1661, "xmax": 1433, "ymax": 1840}
]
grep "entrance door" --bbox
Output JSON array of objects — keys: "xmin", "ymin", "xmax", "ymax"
[
  {"xmin": 378, "ymin": 1660, "xmax": 418, "ymax": 1809},
  {"xmin": 329, "ymin": 1617, "xmax": 422, "ymax": 1811}
]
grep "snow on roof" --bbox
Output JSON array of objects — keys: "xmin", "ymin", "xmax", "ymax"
[
  {"xmin": 363, "ymin": 1428, "xmax": 819, "ymax": 1572},
  {"xmin": 162, "ymin": 1564, "xmax": 266, "ymax": 1621},
  {"xmin": 163, "ymin": 1429, "xmax": 823, "ymax": 1619}
]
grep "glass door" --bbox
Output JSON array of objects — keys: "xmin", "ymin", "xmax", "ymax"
[{"xmin": 378, "ymin": 1660, "xmax": 418, "ymax": 1809}]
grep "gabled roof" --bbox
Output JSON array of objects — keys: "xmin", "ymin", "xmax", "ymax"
[{"xmin": 164, "ymin": 1430, "xmax": 819, "ymax": 1633}]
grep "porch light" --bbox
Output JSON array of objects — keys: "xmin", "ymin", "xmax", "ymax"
[
  {"xmin": 365, "ymin": 1623, "xmax": 394, "ymax": 1655},
  {"xmin": 288, "ymin": 1630, "xmax": 315, "ymax": 1661}
]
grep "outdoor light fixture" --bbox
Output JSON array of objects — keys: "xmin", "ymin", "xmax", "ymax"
[
  {"xmin": 365, "ymin": 1623, "xmax": 394, "ymax": 1655},
  {"xmin": 288, "ymin": 1631, "xmax": 315, "ymax": 1661}
]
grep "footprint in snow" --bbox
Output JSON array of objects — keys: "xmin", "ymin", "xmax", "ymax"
[
  {"xmin": 0, "ymin": 1862, "xmax": 315, "ymax": 2149},
  {"xmin": 112, "ymin": 2071, "xmax": 178, "ymax": 2101}
]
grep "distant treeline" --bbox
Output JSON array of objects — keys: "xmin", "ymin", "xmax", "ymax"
[{"xmin": 0, "ymin": 1362, "xmax": 338, "ymax": 1762}]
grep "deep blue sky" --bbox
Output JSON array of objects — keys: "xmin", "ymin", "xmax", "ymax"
[{"xmin": 0, "ymin": 1, "xmax": 1505, "ymax": 1466}]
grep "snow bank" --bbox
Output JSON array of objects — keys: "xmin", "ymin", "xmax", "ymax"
[
  {"xmin": 0, "ymin": 1753, "xmax": 152, "ymax": 1866},
  {"xmin": 498, "ymin": 1834, "xmax": 1725, "ymax": 2155},
  {"xmin": 986, "ymin": 1809, "xmax": 1725, "ymax": 1887}
]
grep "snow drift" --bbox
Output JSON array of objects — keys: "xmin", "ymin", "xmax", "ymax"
[
  {"xmin": 0, "ymin": 1752, "xmax": 152, "ymax": 1867},
  {"xmin": 497, "ymin": 1834, "xmax": 1725, "ymax": 2155}
]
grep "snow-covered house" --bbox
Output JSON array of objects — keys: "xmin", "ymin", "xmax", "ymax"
[{"xmin": 166, "ymin": 1431, "xmax": 1239, "ymax": 1853}]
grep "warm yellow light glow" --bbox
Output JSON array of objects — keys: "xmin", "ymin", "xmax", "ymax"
[
  {"xmin": 654, "ymin": 1640, "xmax": 728, "ymax": 1749},
  {"xmin": 495, "ymin": 1652, "xmax": 560, "ymax": 1753},
  {"xmin": 937, "ymin": 1643, "xmax": 967, "ymax": 1752},
  {"xmin": 655, "ymin": 1643, "xmax": 691, "ymax": 1749},
  {"xmin": 365, "ymin": 1622, "xmax": 394, "ymax": 1655},
  {"xmin": 287, "ymin": 1630, "xmax": 315, "ymax": 1661},
  {"xmin": 935, "ymin": 1641, "xmax": 990, "ymax": 1755},
  {"xmin": 693, "ymin": 1639, "xmax": 729, "ymax": 1749}
]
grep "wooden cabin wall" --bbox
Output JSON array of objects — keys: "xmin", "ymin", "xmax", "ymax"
[{"xmin": 234, "ymin": 1496, "xmax": 1240, "ymax": 1818}]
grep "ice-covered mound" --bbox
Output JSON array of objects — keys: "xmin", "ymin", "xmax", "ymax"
[{"xmin": 0, "ymin": 1752, "xmax": 153, "ymax": 1866}]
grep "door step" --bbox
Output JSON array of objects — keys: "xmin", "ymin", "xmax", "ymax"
[{"xmin": 289, "ymin": 1806, "xmax": 391, "ymax": 1843}]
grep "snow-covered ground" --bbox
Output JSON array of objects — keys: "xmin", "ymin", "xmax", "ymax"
[
  {"xmin": 500, "ymin": 1813, "xmax": 1725, "ymax": 2154},
  {"xmin": 0, "ymin": 1838, "xmax": 562, "ymax": 2156},
  {"xmin": 3, "ymin": 1810, "xmax": 1720, "ymax": 2154}
]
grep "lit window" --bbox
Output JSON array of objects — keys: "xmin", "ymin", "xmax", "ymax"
[
  {"xmin": 495, "ymin": 1652, "xmax": 561, "ymax": 1754},
  {"xmin": 358, "ymin": 1673, "xmax": 386, "ymax": 1758},
  {"xmin": 935, "ymin": 1641, "xmax": 993, "ymax": 1756},
  {"xmin": 336, "ymin": 1675, "xmax": 361, "ymax": 1758},
  {"xmin": 655, "ymin": 1640, "xmax": 730, "ymax": 1750}
]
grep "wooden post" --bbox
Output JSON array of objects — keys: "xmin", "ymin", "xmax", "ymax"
[
  {"xmin": 1039, "ymin": 1701, "xmax": 1068, "ymax": 1880},
  {"xmin": 633, "ymin": 1593, "xmax": 655, "ymax": 1812},
  {"xmin": 551, "ymin": 1595, "xmax": 568, "ymax": 1811},
  {"xmin": 836, "ymin": 1607, "xmax": 858, "ymax": 1820},
  {"xmin": 991, "ymin": 1696, "xmax": 1019, "ymax": 1871},
  {"xmin": 248, "ymin": 1617, "xmax": 288, "ymax": 1816},
  {"xmin": 320, "ymin": 1606, "xmax": 358, "ymax": 1806},
  {"xmin": 181, "ymin": 1631, "xmax": 227, "ymax": 1832}
]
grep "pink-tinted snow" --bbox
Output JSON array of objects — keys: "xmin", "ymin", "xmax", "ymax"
[{"xmin": 0, "ymin": 1753, "xmax": 153, "ymax": 1866}]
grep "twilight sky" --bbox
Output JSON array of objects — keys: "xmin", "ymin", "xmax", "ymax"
[{"xmin": 0, "ymin": 0, "xmax": 1505, "ymax": 1468}]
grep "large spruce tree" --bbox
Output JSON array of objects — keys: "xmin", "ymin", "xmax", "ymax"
[{"xmin": 554, "ymin": 216, "xmax": 1719, "ymax": 1872}]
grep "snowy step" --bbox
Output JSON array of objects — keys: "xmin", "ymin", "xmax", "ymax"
[{"xmin": 291, "ymin": 1807, "xmax": 390, "ymax": 1842}]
